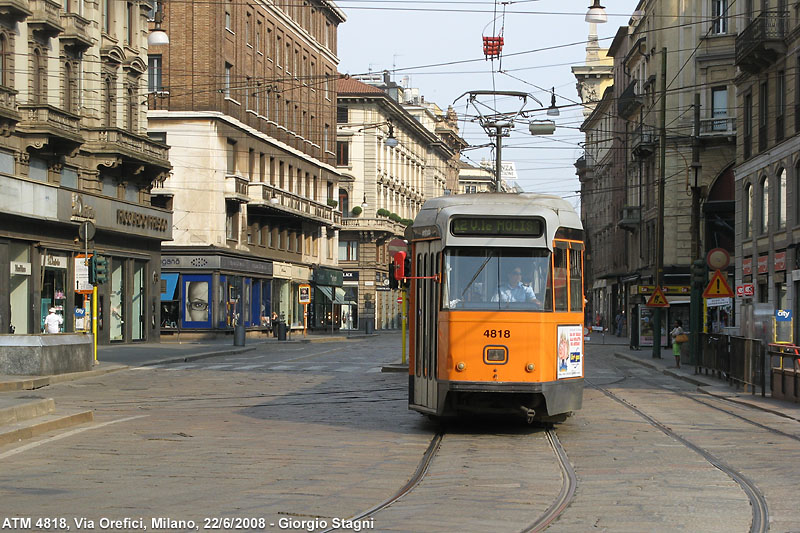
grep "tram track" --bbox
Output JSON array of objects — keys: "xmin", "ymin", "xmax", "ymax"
[
  {"xmin": 319, "ymin": 427, "xmax": 577, "ymax": 533},
  {"xmin": 587, "ymin": 379, "xmax": 769, "ymax": 533}
]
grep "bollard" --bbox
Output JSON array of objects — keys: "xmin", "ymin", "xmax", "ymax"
[
  {"xmin": 277, "ymin": 320, "xmax": 287, "ymax": 341},
  {"xmin": 234, "ymin": 323, "xmax": 246, "ymax": 346}
]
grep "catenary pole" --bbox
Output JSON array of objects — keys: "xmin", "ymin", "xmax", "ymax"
[{"xmin": 653, "ymin": 47, "xmax": 667, "ymax": 359}]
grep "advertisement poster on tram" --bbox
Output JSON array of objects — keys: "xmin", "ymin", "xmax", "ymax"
[{"xmin": 556, "ymin": 325, "xmax": 583, "ymax": 379}]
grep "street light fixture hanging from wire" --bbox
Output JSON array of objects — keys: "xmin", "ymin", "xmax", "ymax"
[
  {"xmin": 585, "ymin": 0, "xmax": 608, "ymax": 23},
  {"xmin": 546, "ymin": 87, "xmax": 560, "ymax": 117},
  {"xmin": 148, "ymin": 1, "xmax": 169, "ymax": 45}
]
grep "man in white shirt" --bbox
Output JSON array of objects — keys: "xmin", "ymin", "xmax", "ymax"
[
  {"xmin": 44, "ymin": 307, "xmax": 63, "ymax": 333},
  {"xmin": 497, "ymin": 268, "xmax": 540, "ymax": 307}
]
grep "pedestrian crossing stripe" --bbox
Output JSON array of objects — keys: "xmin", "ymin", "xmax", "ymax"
[
  {"xmin": 703, "ymin": 269, "xmax": 734, "ymax": 298},
  {"xmin": 646, "ymin": 287, "xmax": 670, "ymax": 307}
]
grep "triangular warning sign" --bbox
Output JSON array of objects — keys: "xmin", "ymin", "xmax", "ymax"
[
  {"xmin": 703, "ymin": 269, "xmax": 734, "ymax": 298},
  {"xmin": 646, "ymin": 287, "xmax": 670, "ymax": 307}
]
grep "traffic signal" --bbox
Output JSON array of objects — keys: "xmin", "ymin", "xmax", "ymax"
[
  {"xmin": 403, "ymin": 256, "xmax": 411, "ymax": 287},
  {"xmin": 691, "ymin": 259, "xmax": 706, "ymax": 289},
  {"xmin": 94, "ymin": 255, "xmax": 109, "ymax": 284},
  {"xmin": 393, "ymin": 252, "xmax": 407, "ymax": 280},
  {"xmin": 88, "ymin": 256, "xmax": 97, "ymax": 285},
  {"xmin": 388, "ymin": 261, "xmax": 399, "ymax": 290}
]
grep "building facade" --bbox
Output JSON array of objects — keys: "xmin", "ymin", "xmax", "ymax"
[
  {"xmin": 0, "ymin": 0, "xmax": 172, "ymax": 343},
  {"xmin": 576, "ymin": 0, "xmax": 738, "ymax": 345},
  {"xmin": 733, "ymin": 3, "xmax": 800, "ymax": 341},
  {"xmin": 336, "ymin": 76, "xmax": 462, "ymax": 330},
  {"xmin": 148, "ymin": 0, "xmax": 346, "ymax": 336}
]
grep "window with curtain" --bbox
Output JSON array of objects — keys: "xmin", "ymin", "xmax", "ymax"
[{"xmin": 778, "ymin": 168, "xmax": 787, "ymax": 228}]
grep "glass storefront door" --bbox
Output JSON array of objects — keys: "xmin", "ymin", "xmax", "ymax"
[
  {"xmin": 110, "ymin": 259, "xmax": 125, "ymax": 341},
  {"xmin": 132, "ymin": 261, "xmax": 145, "ymax": 340}
]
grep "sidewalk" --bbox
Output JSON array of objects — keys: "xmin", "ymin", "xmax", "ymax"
[
  {"xmin": 0, "ymin": 331, "xmax": 372, "ymax": 391},
  {"xmin": 588, "ymin": 333, "xmax": 800, "ymax": 423}
]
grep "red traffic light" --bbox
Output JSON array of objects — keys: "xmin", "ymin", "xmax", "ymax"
[{"xmin": 393, "ymin": 251, "xmax": 407, "ymax": 280}]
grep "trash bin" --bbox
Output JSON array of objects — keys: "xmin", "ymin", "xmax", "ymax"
[
  {"xmin": 234, "ymin": 323, "xmax": 246, "ymax": 346},
  {"xmin": 364, "ymin": 318, "xmax": 374, "ymax": 335},
  {"xmin": 277, "ymin": 320, "xmax": 287, "ymax": 341}
]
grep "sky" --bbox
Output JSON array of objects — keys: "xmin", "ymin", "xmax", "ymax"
[{"xmin": 336, "ymin": 0, "xmax": 641, "ymax": 210}]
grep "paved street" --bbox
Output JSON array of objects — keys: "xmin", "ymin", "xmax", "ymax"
[{"xmin": 2, "ymin": 333, "xmax": 800, "ymax": 532}]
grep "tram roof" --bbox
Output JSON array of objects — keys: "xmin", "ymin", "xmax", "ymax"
[{"xmin": 409, "ymin": 193, "xmax": 582, "ymax": 243}]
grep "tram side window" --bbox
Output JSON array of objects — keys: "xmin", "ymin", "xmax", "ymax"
[
  {"xmin": 553, "ymin": 244, "xmax": 568, "ymax": 312},
  {"xmin": 569, "ymin": 247, "xmax": 583, "ymax": 312}
]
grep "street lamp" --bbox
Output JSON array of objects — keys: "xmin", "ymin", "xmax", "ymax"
[
  {"xmin": 546, "ymin": 87, "xmax": 560, "ymax": 117},
  {"xmin": 385, "ymin": 121, "xmax": 399, "ymax": 148},
  {"xmin": 361, "ymin": 194, "xmax": 368, "ymax": 210},
  {"xmin": 585, "ymin": 0, "xmax": 608, "ymax": 23},
  {"xmin": 148, "ymin": 2, "xmax": 169, "ymax": 46}
]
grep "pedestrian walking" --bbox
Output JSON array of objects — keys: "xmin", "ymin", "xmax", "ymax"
[
  {"xmin": 670, "ymin": 319, "xmax": 685, "ymax": 368},
  {"xmin": 43, "ymin": 307, "xmax": 63, "ymax": 334}
]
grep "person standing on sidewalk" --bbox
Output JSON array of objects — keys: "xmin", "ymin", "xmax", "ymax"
[
  {"xmin": 670, "ymin": 320, "xmax": 684, "ymax": 368},
  {"xmin": 43, "ymin": 307, "xmax": 63, "ymax": 334}
]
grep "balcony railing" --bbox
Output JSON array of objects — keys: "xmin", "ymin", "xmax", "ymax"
[
  {"xmin": 59, "ymin": 12, "xmax": 92, "ymax": 51},
  {"xmin": 82, "ymin": 127, "xmax": 170, "ymax": 166},
  {"xmin": 631, "ymin": 125, "xmax": 656, "ymax": 158},
  {"xmin": 618, "ymin": 205, "xmax": 641, "ymax": 232},
  {"xmin": 248, "ymin": 182, "xmax": 341, "ymax": 226},
  {"xmin": 0, "ymin": 85, "xmax": 20, "ymax": 126},
  {"xmin": 699, "ymin": 117, "xmax": 736, "ymax": 137},
  {"xmin": 17, "ymin": 103, "xmax": 81, "ymax": 140},
  {"xmin": 735, "ymin": 11, "xmax": 788, "ymax": 74},
  {"xmin": 341, "ymin": 216, "xmax": 407, "ymax": 235},
  {"xmin": 618, "ymin": 80, "xmax": 642, "ymax": 118},
  {"xmin": 28, "ymin": 0, "xmax": 63, "ymax": 38},
  {"xmin": 225, "ymin": 174, "xmax": 250, "ymax": 203},
  {"xmin": 0, "ymin": 0, "xmax": 32, "ymax": 22}
]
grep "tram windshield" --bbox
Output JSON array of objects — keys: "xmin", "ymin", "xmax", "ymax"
[{"xmin": 443, "ymin": 247, "xmax": 552, "ymax": 311}]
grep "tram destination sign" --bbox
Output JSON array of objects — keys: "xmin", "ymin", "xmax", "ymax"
[{"xmin": 450, "ymin": 217, "xmax": 543, "ymax": 237}]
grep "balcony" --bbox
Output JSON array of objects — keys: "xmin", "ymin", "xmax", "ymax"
[
  {"xmin": 248, "ymin": 182, "xmax": 341, "ymax": 227},
  {"xmin": 735, "ymin": 11, "xmax": 787, "ymax": 74},
  {"xmin": 27, "ymin": 0, "xmax": 63, "ymax": 38},
  {"xmin": 631, "ymin": 125, "xmax": 656, "ymax": 159},
  {"xmin": 0, "ymin": 0, "xmax": 32, "ymax": 23},
  {"xmin": 82, "ymin": 127, "xmax": 170, "ymax": 182},
  {"xmin": 0, "ymin": 86, "xmax": 20, "ymax": 133},
  {"xmin": 618, "ymin": 80, "xmax": 642, "ymax": 119},
  {"xmin": 59, "ymin": 12, "xmax": 93, "ymax": 51},
  {"xmin": 699, "ymin": 117, "xmax": 736, "ymax": 138},
  {"xmin": 618, "ymin": 205, "xmax": 641, "ymax": 232},
  {"xmin": 17, "ymin": 104, "xmax": 82, "ymax": 155},
  {"xmin": 341, "ymin": 216, "xmax": 407, "ymax": 236},
  {"xmin": 225, "ymin": 174, "xmax": 250, "ymax": 203}
]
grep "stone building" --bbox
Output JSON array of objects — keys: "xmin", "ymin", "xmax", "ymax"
[
  {"xmin": 733, "ymin": 3, "xmax": 800, "ymax": 341},
  {"xmin": 576, "ymin": 0, "xmax": 738, "ymax": 345},
  {"xmin": 0, "ymin": 0, "xmax": 172, "ymax": 343},
  {"xmin": 336, "ymin": 76, "xmax": 463, "ymax": 330},
  {"xmin": 148, "ymin": 0, "xmax": 346, "ymax": 336}
]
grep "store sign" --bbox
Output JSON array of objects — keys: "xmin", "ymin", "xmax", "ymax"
[
  {"xmin": 10, "ymin": 261, "xmax": 30, "ymax": 276},
  {"xmin": 775, "ymin": 251, "xmax": 786, "ymax": 272},
  {"xmin": 757, "ymin": 255, "xmax": 769, "ymax": 274},
  {"xmin": 314, "ymin": 267, "xmax": 343, "ymax": 287},
  {"xmin": 742, "ymin": 257, "xmax": 752, "ymax": 275},
  {"xmin": 343, "ymin": 271, "xmax": 359, "ymax": 282},
  {"xmin": 42, "ymin": 254, "xmax": 68, "ymax": 269},
  {"xmin": 639, "ymin": 285, "xmax": 690, "ymax": 295},
  {"xmin": 71, "ymin": 193, "xmax": 96, "ymax": 220},
  {"xmin": 736, "ymin": 284, "xmax": 755, "ymax": 297},
  {"xmin": 273, "ymin": 262, "xmax": 292, "ymax": 279},
  {"xmin": 116, "ymin": 209, "xmax": 168, "ymax": 233}
]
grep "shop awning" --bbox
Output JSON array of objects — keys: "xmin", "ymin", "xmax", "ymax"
[{"xmin": 318, "ymin": 286, "xmax": 355, "ymax": 305}]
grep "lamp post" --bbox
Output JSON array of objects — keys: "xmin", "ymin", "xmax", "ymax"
[
  {"xmin": 585, "ymin": 0, "xmax": 608, "ymax": 23},
  {"xmin": 148, "ymin": 1, "xmax": 169, "ymax": 46}
]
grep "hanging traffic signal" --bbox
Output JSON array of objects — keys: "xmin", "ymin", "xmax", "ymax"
[
  {"xmin": 88, "ymin": 256, "xmax": 97, "ymax": 285},
  {"xmin": 389, "ymin": 260, "xmax": 399, "ymax": 290},
  {"xmin": 691, "ymin": 259, "xmax": 706, "ymax": 289},
  {"xmin": 403, "ymin": 256, "xmax": 412, "ymax": 288},
  {"xmin": 94, "ymin": 255, "xmax": 109, "ymax": 284}
]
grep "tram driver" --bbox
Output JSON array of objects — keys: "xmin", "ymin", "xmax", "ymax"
[{"xmin": 495, "ymin": 267, "xmax": 541, "ymax": 308}]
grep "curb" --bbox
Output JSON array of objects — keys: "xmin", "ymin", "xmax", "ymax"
[
  {"xmin": 142, "ymin": 346, "xmax": 258, "ymax": 366},
  {"xmin": 381, "ymin": 363, "xmax": 409, "ymax": 373},
  {"xmin": 0, "ymin": 364, "xmax": 128, "ymax": 392},
  {"xmin": 613, "ymin": 351, "xmax": 713, "ymax": 387}
]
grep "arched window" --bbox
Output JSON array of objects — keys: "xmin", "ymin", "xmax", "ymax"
[
  {"xmin": 759, "ymin": 175, "xmax": 769, "ymax": 234},
  {"xmin": 778, "ymin": 167, "xmax": 787, "ymax": 228},
  {"xmin": 103, "ymin": 77, "xmax": 113, "ymax": 127},
  {"xmin": 744, "ymin": 182, "xmax": 753, "ymax": 238}
]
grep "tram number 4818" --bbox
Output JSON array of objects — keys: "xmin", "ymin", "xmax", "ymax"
[{"xmin": 483, "ymin": 329, "xmax": 510, "ymax": 338}]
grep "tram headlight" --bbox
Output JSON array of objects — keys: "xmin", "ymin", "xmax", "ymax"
[
  {"xmin": 525, "ymin": 363, "xmax": 535, "ymax": 373},
  {"xmin": 456, "ymin": 361, "xmax": 466, "ymax": 372}
]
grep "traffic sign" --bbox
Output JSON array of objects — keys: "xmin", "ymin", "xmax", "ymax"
[
  {"xmin": 298, "ymin": 284, "xmax": 311, "ymax": 304},
  {"xmin": 646, "ymin": 287, "xmax": 670, "ymax": 307},
  {"xmin": 397, "ymin": 295, "xmax": 403, "ymax": 304},
  {"xmin": 703, "ymin": 270, "xmax": 734, "ymax": 299}
]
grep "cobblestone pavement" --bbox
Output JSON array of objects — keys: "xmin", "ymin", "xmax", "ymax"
[{"xmin": 2, "ymin": 335, "xmax": 800, "ymax": 532}]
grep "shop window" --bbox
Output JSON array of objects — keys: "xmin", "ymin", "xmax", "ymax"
[
  {"xmin": 132, "ymin": 261, "xmax": 145, "ymax": 340},
  {"xmin": 9, "ymin": 243, "xmax": 31, "ymax": 334},
  {"xmin": 183, "ymin": 274, "xmax": 212, "ymax": 328},
  {"xmin": 160, "ymin": 273, "xmax": 179, "ymax": 329},
  {"xmin": 40, "ymin": 253, "xmax": 67, "ymax": 333}
]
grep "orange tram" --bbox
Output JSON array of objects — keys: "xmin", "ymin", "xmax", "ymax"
[{"xmin": 406, "ymin": 193, "xmax": 585, "ymax": 423}]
